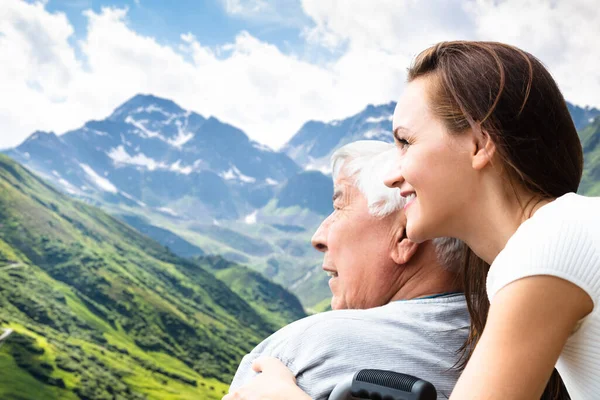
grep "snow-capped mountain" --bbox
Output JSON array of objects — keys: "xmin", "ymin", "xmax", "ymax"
[
  {"xmin": 2, "ymin": 95, "xmax": 333, "ymax": 310},
  {"xmin": 12, "ymin": 96, "xmax": 596, "ymax": 224},
  {"xmin": 282, "ymin": 102, "xmax": 396, "ymax": 171},
  {"xmin": 567, "ymin": 103, "xmax": 600, "ymax": 131},
  {"xmin": 5, "ymin": 94, "xmax": 300, "ymax": 220},
  {"xmin": 283, "ymin": 101, "xmax": 600, "ymax": 172}
]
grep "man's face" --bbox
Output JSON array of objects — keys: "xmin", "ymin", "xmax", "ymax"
[{"xmin": 311, "ymin": 170, "xmax": 406, "ymax": 310}]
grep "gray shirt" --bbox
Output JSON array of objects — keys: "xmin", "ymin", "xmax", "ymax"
[{"xmin": 230, "ymin": 294, "xmax": 469, "ymax": 400}]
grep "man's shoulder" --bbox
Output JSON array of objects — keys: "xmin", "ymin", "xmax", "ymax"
[
  {"xmin": 266, "ymin": 307, "xmax": 382, "ymax": 342},
  {"xmin": 283, "ymin": 302, "xmax": 408, "ymax": 331},
  {"xmin": 234, "ymin": 296, "xmax": 469, "ymax": 398},
  {"xmin": 258, "ymin": 304, "xmax": 396, "ymax": 350},
  {"xmin": 284, "ymin": 297, "xmax": 469, "ymax": 399},
  {"xmin": 267, "ymin": 295, "xmax": 469, "ymax": 347}
]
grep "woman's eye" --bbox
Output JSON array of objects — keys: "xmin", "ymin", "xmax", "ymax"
[{"xmin": 396, "ymin": 138, "xmax": 410, "ymax": 149}]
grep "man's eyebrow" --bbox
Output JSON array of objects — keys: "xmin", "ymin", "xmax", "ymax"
[{"xmin": 332, "ymin": 189, "xmax": 343, "ymax": 202}]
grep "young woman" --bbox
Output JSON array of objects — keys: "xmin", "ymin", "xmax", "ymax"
[{"xmin": 223, "ymin": 41, "xmax": 600, "ymax": 400}]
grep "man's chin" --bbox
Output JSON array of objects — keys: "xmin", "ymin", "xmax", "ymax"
[{"xmin": 330, "ymin": 296, "xmax": 345, "ymax": 310}]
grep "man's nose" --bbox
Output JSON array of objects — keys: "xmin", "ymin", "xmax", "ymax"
[{"xmin": 311, "ymin": 222, "xmax": 328, "ymax": 253}]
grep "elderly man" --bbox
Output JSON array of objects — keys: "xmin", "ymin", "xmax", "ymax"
[{"xmin": 227, "ymin": 141, "xmax": 469, "ymax": 400}]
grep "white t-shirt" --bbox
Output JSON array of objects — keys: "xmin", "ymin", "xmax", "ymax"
[{"xmin": 487, "ymin": 193, "xmax": 600, "ymax": 399}]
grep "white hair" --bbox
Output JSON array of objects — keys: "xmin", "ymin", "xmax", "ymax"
[
  {"xmin": 331, "ymin": 140, "xmax": 404, "ymax": 218},
  {"xmin": 331, "ymin": 140, "xmax": 464, "ymax": 271}
]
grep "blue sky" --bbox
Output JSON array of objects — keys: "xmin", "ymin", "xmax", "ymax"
[
  {"xmin": 42, "ymin": 0, "xmax": 312, "ymax": 55},
  {"xmin": 1, "ymin": 0, "xmax": 599, "ymax": 150}
]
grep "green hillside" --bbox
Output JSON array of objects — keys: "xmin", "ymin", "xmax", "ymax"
[
  {"xmin": 580, "ymin": 117, "xmax": 600, "ymax": 196},
  {"xmin": 199, "ymin": 256, "xmax": 307, "ymax": 329},
  {"xmin": 112, "ymin": 207, "xmax": 328, "ymax": 309},
  {"xmin": 0, "ymin": 154, "xmax": 299, "ymax": 399},
  {"xmin": 307, "ymin": 297, "xmax": 332, "ymax": 314}
]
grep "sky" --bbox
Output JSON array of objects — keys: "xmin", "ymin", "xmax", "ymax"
[{"xmin": 0, "ymin": 0, "xmax": 599, "ymax": 150}]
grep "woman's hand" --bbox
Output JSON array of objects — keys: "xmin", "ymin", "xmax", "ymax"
[{"xmin": 223, "ymin": 356, "xmax": 312, "ymax": 400}]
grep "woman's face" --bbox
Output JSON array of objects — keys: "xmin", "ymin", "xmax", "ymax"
[{"xmin": 384, "ymin": 76, "xmax": 477, "ymax": 243}]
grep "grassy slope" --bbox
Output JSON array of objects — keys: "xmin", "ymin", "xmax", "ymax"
[
  {"xmin": 199, "ymin": 256, "xmax": 307, "ymax": 329},
  {"xmin": 0, "ymin": 154, "xmax": 290, "ymax": 399},
  {"xmin": 112, "ymin": 206, "xmax": 329, "ymax": 309},
  {"xmin": 307, "ymin": 297, "xmax": 332, "ymax": 314}
]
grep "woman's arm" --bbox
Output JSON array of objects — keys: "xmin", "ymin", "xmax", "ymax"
[
  {"xmin": 450, "ymin": 275, "xmax": 593, "ymax": 400},
  {"xmin": 223, "ymin": 357, "xmax": 312, "ymax": 400}
]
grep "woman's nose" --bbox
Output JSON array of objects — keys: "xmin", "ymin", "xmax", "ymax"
[{"xmin": 383, "ymin": 165, "xmax": 405, "ymax": 188}]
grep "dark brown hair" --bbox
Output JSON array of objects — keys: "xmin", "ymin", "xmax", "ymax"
[{"xmin": 407, "ymin": 41, "xmax": 582, "ymax": 399}]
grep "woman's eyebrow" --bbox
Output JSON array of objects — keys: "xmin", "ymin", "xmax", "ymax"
[{"xmin": 393, "ymin": 126, "xmax": 411, "ymax": 140}]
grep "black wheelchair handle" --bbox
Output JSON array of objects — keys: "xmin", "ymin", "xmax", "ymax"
[{"xmin": 328, "ymin": 369, "xmax": 437, "ymax": 400}]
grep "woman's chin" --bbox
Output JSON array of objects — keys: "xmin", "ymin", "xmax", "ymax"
[{"xmin": 406, "ymin": 223, "xmax": 428, "ymax": 244}]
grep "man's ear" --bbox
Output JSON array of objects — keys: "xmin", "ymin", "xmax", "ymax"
[
  {"xmin": 391, "ymin": 235, "xmax": 419, "ymax": 265},
  {"xmin": 471, "ymin": 129, "xmax": 497, "ymax": 171}
]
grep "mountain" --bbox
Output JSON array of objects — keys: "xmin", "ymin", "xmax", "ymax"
[
  {"xmin": 251, "ymin": 170, "xmax": 334, "ymax": 230},
  {"xmin": 567, "ymin": 103, "xmax": 600, "ymax": 131},
  {"xmin": 275, "ymin": 171, "xmax": 334, "ymax": 215},
  {"xmin": 201, "ymin": 256, "xmax": 307, "ymax": 329},
  {"xmin": 118, "ymin": 214, "xmax": 205, "ymax": 258},
  {"xmin": 282, "ymin": 102, "xmax": 396, "ymax": 171},
  {"xmin": 0, "ymin": 154, "xmax": 304, "ymax": 400},
  {"xmin": 2, "ymin": 95, "xmax": 332, "ymax": 311},
  {"xmin": 283, "ymin": 101, "xmax": 600, "ymax": 171},
  {"xmin": 4, "ymin": 94, "xmax": 300, "ymax": 221}
]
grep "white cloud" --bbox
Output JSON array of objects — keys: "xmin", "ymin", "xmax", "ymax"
[
  {"xmin": 300, "ymin": 0, "xmax": 600, "ymax": 109},
  {"xmin": 222, "ymin": 0, "xmax": 269, "ymax": 15},
  {"xmin": 469, "ymin": 0, "xmax": 600, "ymax": 110},
  {"xmin": 219, "ymin": 0, "xmax": 309, "ymax": 27},
  {"xmin": 0, "ymin": 0, "xmax": 82, "ymax": 147},
  {"xmin": 301, "ymin": 0, "xmax": 475, "ymax": 55},
  {"xmin": 0, "ymin": 0, "xmax": 598, "ymax": 152},
  {"xmin": 0, "ymin": 2, "xmax": 350, "ymax": 150}
]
